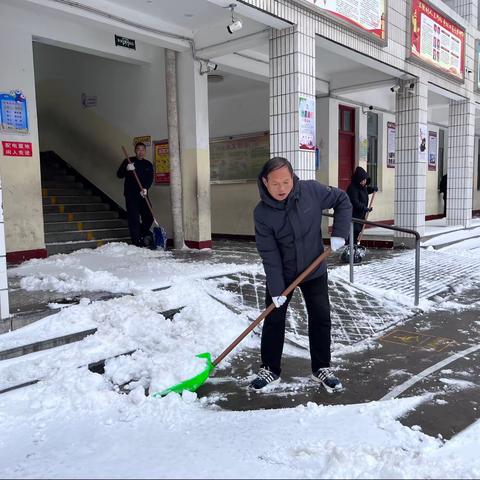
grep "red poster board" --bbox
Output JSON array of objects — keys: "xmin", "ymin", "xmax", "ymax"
[
  {"xmin": 153, "ymin": 141, "xmax": 170, "ymax": 184},
  {"xmin": 410, "ymin": 0, "xmax": 465, "ymax": 81},
  {"xmin": 2, "ymin": 141, "xmax": 32, "ymax": 156}
]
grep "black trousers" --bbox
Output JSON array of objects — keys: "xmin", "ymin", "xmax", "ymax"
[
  {"xmin": 261, "ymin": 273, "xmax": 331, "ymax": 376},
  {"xmin": 125, "ymin": 195, "xmax": 153, "ymax": 246}
]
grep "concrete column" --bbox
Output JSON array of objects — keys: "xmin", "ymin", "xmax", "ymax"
[
  {"xmin": 449, "ymin": 0, "xmax": 477, "ymax": 25},
  {"xmin": 269, "ymin": 18, "xmax": 316, "ymax": 180},
  {"xmin": 0, "ymin": 177, "xmax": 9, "ymax": 319},
  {"xmin": 447, "ymin": 99, "xmax": 475, "ymax": 227},
  {"xmin": 394, "ymin": 79, "xmax": 428, "ymax": 240},
  {"xmin": 177, "ymin": 51, "xmax": 211, "ymax": 249}
]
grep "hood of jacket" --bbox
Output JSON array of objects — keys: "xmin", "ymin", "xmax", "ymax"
[
  {"xmin": 351, "ymin": 166, "xmax": 369, "ymax": 185},
  {"xmin": 257, "ymin": 171, "xmax": 300, "ymax": 209}
]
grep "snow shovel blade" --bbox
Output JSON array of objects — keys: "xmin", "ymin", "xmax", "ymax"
[{"xmin": 152, "ymin": 352, "xmax": 215, "ymax": 398}]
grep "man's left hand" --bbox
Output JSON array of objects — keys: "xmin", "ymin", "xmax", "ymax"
[
  {"xmin": 330, "ymin": 237, "xmax": 345, "ymax": 252},
  {"xmin": 140, "ymin": 188, "xmax": 147, "ymax": 198}
]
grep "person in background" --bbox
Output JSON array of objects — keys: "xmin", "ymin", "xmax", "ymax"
[
  {"xmin": 250, "ymin": 157, "xmax": 352, "ymax": 392},
  {"xmin": 117, "ymin": 142, "xmax": 154, "ymax": 248},
  {"xmin": 439, "ymin": 174, "xmax": 447, "ymax": 218},
  {"xmin": 346, "ymin": 166, "xmax": 378, "ymax": 244}
]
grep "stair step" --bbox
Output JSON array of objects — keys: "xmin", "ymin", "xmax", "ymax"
[
  {"xmin": 45, "ymin": 227, "xmax": 130, "ymax": 243},
  {"xmin": 44, "ymin": 211, "xmax": 119, "ymax": 222},
  {"xmin": 42, "ymin": 188, "xmax": 91, "ymax": 197},
  {"xmin": 44, "ymin": 219, "xmax": 127, "ymax": 233},
  {"xmin": 44, "ymin": 174, "xmax": 76, "ymax": 182},
  {"xmin": 43, "ymin": 203, "xmax": 111, "ymax": 214},
  {"xmin": 46, "ymin": 238, "xmax": 131, "ymax": 255},
  {"xmin": 42, "ymin": 195, "xmax": 101, "ymax": 205},
  {"xmin": 42, "ymin": 181, "xmax": 84, "ymax": 189}
]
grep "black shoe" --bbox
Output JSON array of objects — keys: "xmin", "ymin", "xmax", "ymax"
[
  {"xmin": 249, "ymin": 367, "xmax": 280, "ymax": 390},
  {"xmin": 311, "ymin": 367, "xmax": 343, "ymax": 393}
]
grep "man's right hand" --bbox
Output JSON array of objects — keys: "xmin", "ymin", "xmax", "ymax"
[
  {"xmin": 272, "ymin": 296, "xmax": 287, "ymax": 308},
  {"xmin": 126, "ymin": 163, "xmax": 135, "ymax": 171}
]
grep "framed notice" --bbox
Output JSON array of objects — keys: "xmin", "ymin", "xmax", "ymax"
[
  {"xmin": 0, "ymin": 90, "xmax": 28, "ymax": 134},
  {"xmin": 428, "ymin": 131, "xmax": 437, "ymax": 171},
  {"xmin": 409, "ymin": 0, "xmax": 465, "ymax": 81},
  {"xmin": 210, "ymin": 132, "xmax": 269, "ymax": 182},
  {"xmin": 153, "ymin": 140, "xmax": 170, "ymax": 184},
  {"xmin": 387, "ymin": 122, "xmax": 395, "ymax": 168},
  {"xmin": 292, "ymin": 0, "xmax": 386, "ymax": 42},
  {"xmin": 299, "ymin": 96, "xmax": 315, "ymax": 151}
]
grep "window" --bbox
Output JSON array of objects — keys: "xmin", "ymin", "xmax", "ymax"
[{"xmin": 367, "ymin": 112, "xmax": 378, "ymax": 188}]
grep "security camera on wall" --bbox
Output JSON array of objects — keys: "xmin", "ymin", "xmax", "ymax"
[
  {"xmin": 226, "ymin": 3, "xmax": 243, "ymax": 34},
  {"xmin": 390, "ymin": 84, "xmax": 401, "ymax": 93}
]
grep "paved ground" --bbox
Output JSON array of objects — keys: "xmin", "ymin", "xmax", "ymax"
[{"xmin": 4, "ymin": 240, "xmax": 480, "ymax": 440}]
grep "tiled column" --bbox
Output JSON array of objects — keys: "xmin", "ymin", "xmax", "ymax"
[
  {"xmin": 269, "ymin": 19, "xmax": 316, "ymax": 180},
  {"xmin": 448, "ymin": 0, "xmax": 477, "ymax": 25},
  {"xmin": 394, "ymin": 79, "xmax": 428, "ymax": 240},
  {"xmin": 0, "ymin": 177, "xmax": 9, "ymax": 319},
  {"xmin": 446, "ymin": 100, "xmax": 475, "ymax": 227}
]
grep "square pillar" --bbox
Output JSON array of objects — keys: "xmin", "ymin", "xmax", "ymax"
[
  {"xmin": 0, "ymin": 177, "xmax": 9, "ymax": 319},
  {"xmin": 447, "ymin": 99, "xmax": 475, "ymax": 227},
  {"xmin": 269, "ymin": 19, "xmax": 316, "ymax": 180},
  {"xmin": 177, "ymin": 52, "xmax": 212, "ymax": 249},
  {"xmin": 394, "ymin": 79, "xmax": 428, "ymax": 239}
]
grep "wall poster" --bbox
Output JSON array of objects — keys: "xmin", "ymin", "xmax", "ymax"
[
  {"xmin": 387, "ymin": 121, "xmax": 396, "ymax": 168},
  {"xmin": 299, "ymin": 96, "xmax": 315, "ymax": 151},
  {"xmin": 410, "ymin": 0, "xmax": 465, "ymax": 81},
  {"xmin": 428, "ymin": 131, "xmax": 437, "ymax": 171},
  {"xmin": 294, "ymin": 0, "xmax": 385, "ymax": 40},
  {"xmin": 0, "ymin": 90, "xmax": 28, "ymax": 134},
  {"xmin": 153, "ymin": 141, "xmax": 170, "ymax": 184},
  {"xmin": 419, "ymin": 124, "xmax": 428, "ymax": 163}
]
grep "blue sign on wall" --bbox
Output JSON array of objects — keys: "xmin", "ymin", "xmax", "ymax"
[{"xmin": 0, "ymin": 90, "xmax": 28, "ymax": 134}]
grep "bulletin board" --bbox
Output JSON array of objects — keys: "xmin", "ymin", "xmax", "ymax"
[{"xmin": 210, "ymin": 132, "xmax": 269, "ymax": 183}]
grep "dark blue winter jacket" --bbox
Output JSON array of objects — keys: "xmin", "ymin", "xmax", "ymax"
[
  {"xmin": 117, "ymin": 157, "xmax": 154, "ymax": 197},
  {"xmin": 254, "ymin": 175, "xmax": 352, "ymax": 297}
]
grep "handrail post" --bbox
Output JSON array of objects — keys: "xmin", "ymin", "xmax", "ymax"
[
  {"xmin": 349, "ymin": 222, "xmax": 354, "ymax": 283},
  {"xmin": 414, "ymin": 234, "xmax": 420, "ymax": 307}
]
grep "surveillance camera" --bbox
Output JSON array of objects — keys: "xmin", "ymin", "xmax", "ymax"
[
  {"xmin": 408, "ymin": 82, "xmax": 415, "ymax": 90},
  {"xmin": 227, "ymin": 18, "xmax": 243, "ymax": 34},
  {"xmin": 368, "ymin": 105, "xmax": 373, "ymax": 110},
  {"xmin": 207, "ymin": 61, "xmax": 217, "ymax": 71},
  {"xmin": 199, "ymin": 60, "xmax": 218, "ymax": 75},
  {"xmin": 390, "ymin": 85, "xmax": 400, "ymax": 93}
]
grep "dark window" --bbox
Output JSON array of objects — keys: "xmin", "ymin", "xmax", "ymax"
[{"xmin": 367, "ymin": 112, "xmax": 378, "ymax": 188}]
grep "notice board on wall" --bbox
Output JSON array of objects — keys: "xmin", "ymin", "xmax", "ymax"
[{"xmin": 210, "ymin": 132, "xmax": 269, "ymax": 182}]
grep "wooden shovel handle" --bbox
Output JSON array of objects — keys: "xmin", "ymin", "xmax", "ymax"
[
  {"xmin": 357, "ymin": 190, "xmax": 376, "ymax": 245},
  {"xmin": 212, "ymin": 248, "xmax": 332, "ymax": 366}
]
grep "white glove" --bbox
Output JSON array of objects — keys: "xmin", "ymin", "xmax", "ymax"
[
  {"xmin": 140, "ymin": 188, "xmax": 147, "ymax": 198},
  {"xmin": 126, "ymin": 163, "xmax": 135, "ymax": 171},
  {"xmin": 272, "ymin": 296, "xmax": 287, "ymax": 308},
  {"xmin": 330, "ymin": 236, "xmax": 345, "ymax": 252}
]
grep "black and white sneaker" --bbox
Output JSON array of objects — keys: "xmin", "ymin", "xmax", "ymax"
[
  {"xmin": 311, "ymin": 367, "xmax": 343, "ymax": 393},
  {"xmin": 249, "ymin": 367, "xmax": 280, "ymax": 390}
]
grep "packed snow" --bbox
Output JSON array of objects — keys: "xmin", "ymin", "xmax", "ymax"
[{"xmin": 2, "ymin": 239, "xmax": 480, "ymax": 478}]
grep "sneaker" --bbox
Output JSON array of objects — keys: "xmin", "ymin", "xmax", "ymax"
[
  {"xmin": 249, "ymin": 367, "xmax": 280, "ymax": 390},
  {"xmin": 311, "ymin": 367, "xmax": 343, "ymax": 393}
]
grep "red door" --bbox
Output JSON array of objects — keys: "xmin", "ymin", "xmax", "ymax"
[{"xmin": 338, "ymin": 105, "xmax": 356, "ymax": 191}]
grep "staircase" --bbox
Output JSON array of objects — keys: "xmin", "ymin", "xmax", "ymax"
[{"xmin": 41, "ymin": 152, "xmax": 130, "ymax": 255}]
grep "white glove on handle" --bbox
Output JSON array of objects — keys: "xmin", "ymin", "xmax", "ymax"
[
  {"xmin": 140, "ymin": 188, "xmax": 147, "ymax": 198},
  {"xmin": 272, "ymin": 295, "xmax": 287, "ymax": 308},
  {"xmin": 330, "ymin": 236, "xmax": 345, "ymax": 252},
  {"xmin": 126, "ymin": 163, "xmax": 135, "ymax": 171}
]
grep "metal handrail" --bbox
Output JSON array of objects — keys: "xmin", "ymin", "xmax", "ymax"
[{"xmin": 323, "ymin": 213, "xmax": 421, "ymax": 306}]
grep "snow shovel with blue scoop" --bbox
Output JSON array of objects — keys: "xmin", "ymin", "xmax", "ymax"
[
  {"xmin": 121, "ymin": 146, "xmax": 167, "ymax": 250},
  {"xmin": 153, "ymin": 248, "xmax": 333, "ymax": 397}
]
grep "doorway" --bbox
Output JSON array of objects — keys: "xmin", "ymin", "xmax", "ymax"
[{"xmin": 338, "ymin": 105, "xmax": 356, "ymax": 191}]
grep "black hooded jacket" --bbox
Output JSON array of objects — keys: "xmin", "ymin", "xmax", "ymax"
[
  {"xmin": 254, "ymin": 175, "xmax": 352, "ymax": 297},
  {"xmin": 346, "ymin": 167, "xmax": 374, "ymax": 219}
]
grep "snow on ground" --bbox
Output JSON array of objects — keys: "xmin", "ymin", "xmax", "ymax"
[
  {"xmin": 2, "ymin": 241, "xmax": 480, "ymax": 478},
  {"xmin": 9, "ymin": 243, "xmax": 261, "ymax": 293},
  {"xmin": 422, "ymin": 225, "xmax": 480, "ymax": 247}
]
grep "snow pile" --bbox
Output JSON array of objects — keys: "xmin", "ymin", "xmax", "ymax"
[{"xmin": 9, "ymin": 242, "xmax": 261, "ymax": 293}]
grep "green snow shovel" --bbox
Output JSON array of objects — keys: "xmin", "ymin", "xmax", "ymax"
[{"xmin": 152, "ymin": 247, "xmax": 333, "ymax": 397}]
